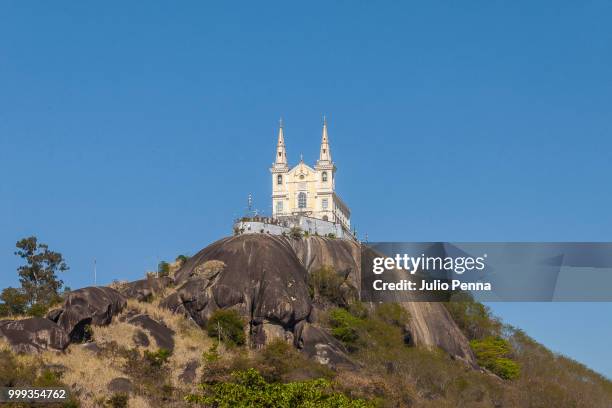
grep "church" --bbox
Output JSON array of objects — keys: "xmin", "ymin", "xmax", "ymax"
[
  {"xmin": 270, "ymin": 118, "xmax": 351, "ymax": 233},
  {"xmin": 233, "ymin": 118, "xmax": 353, "ymax": 239}
]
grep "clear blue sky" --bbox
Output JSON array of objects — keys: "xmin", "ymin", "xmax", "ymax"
[{"xmin": 1, "ymin": 2, "xmax": 611, "ymax": 378}]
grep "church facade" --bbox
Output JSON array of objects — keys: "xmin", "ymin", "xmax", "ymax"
[{"xmin": 270, "ymin": 119, "xmax": 351, "ymax": 233}]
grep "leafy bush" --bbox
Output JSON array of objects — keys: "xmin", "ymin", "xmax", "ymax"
[
  {"xmin": 106, "ymin": 393, "xmax": 128, "ymax": 408},
  {"xmin": 0, "ymin": 349, "xmax": 35, "ymax": 386},
  {"xmin": 199, "ymin": 343, "xmax": 251, "ymax": 385},
  {"xmin": 445, "ymin": 291, "xmax": 502, "ymax": 340},
  {"xmin": 207, "ymin": 309, "xmax": 246, "ymax": 346},
  {"xmin": 0, "ymin": 287, "xmax": 28, "ymax": 317},
  {"xmin": 328, "ymin": 308, "xmax": 362, "ymax": 349},
  {"xmin": 175, "ymin": 254, "xmax": 189, "ymax": 265},
  {"xmin": 120, "ymin": 346, "xmax": 174, "ymax": 404},
  {"xmin": 185, "ymin": 368, "xmax": 371, "ymax": 407},
  {"xmin": 289, "ymin": 226, "xmax": 303, "ymax": 239},
  {"xmin": 0, "ymin": 349, "xmax": 81, "ymax": 406},
  {"xmin": 256, "ymin": 339, "xmax": 333, "ymax": 383},
  {"xmin": 470, "ymin": 337, "xmax": 520, "ymax": 380},
  {"xmin": 374, "ymin": 303, "xmax": 409, "ymax": 328},
  {"xmin": 27, "ymin": 302, "xmax": 50, "ymax": 317},
  {"xmin": 308, "ymin": 266, "xmax": 345, "ymax": 304},
  {"xmin": 144, "ymin": 348, "xmax": 172, "ymax": 368},
  {"xmin": 157, "ymin": 261, "xmax": 170, "ymax": 277}
]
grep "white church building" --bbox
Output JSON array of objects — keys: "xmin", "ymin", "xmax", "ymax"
[{"xmin": 234, "ymin": 119, "xmax": 354, "ymax": 239}]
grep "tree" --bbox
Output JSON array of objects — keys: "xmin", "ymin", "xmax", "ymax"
[
  {"xmin": 207, "ymin": 309, "xmax": 246, "ymax": 346},
  {"xmin": 157, "ymin": 261, "xmax": 170, "ymax": 277},
  {"xmin": 470, "ymin": 336, "xmax": 521, "ymax": 380},
  {"xmin": 175, "ymin": 254, "xmax": 190, "ymax": 266},
  {"xmin": 0, "ymin": 287, "xmax": 28, "ymax": 317},
  {"xmin": 14, "ymin": 236, "xmax": 68, "ymax": 308}
]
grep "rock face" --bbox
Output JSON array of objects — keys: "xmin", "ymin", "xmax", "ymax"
[
  {"xmin": 293, "ymin": 321, "xmax": 355, "ymax": 370},
  {"xmin": 49, "ymin": 287, "xmax": 127, "ymax": 342},
  {"xmin": 171, "ymin": 234, "xmax": 475, "ymax": 366},
  {"xmin": 401, "ymin": 301, "xmax": 475, "ymax": 365},
  {"xmin": 289, "ymin": 236, "xmax": 361, "ymax": 290},
  {"xmin": 0, "ymin": 318, "xmax": 70, "ymax": 353},
  {"xmin": 295, "ymin": 236, "xmax": 476, "ymax": 366},
  {"xmin": 107, "ymin": 377, "xmax": 133, "ymax": 394},
  {"xmin": 126, "ymin": 314, "xmax": 175, "ymax": 351},
  {"xmin": 121, "ymin": 277, "xmax": 173, "ymax": 302},
  {"xmin": 174, "ymin": 235, "xmax": 311, "ymax": 337},
  {"xmin": 179, "ymin": 360, "xmax": 200, "ymax": 384}
]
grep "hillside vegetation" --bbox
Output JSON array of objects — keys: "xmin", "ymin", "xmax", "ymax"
[
  {"xmin": 1, "ymin": 235, "xmax": 611, "ymax": 407},
  {"xmin": 1, "ymin": 283, "xmax": 611, "ymax": 407}
]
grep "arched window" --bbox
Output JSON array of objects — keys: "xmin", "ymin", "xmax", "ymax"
[
  {"xmin": 298, "ymin": 192, "xmax": 307, "ymax": 209},
  {"xmin": 322, "ymin": 172, "xmax": 328, "ymax": 182},
  {"xmin": 277, "ymin": 175, "xmax": 282, "ymax": 185}
]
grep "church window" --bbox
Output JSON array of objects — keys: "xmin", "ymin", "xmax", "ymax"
[
  {"xmin": 298, "ymin": 192, "xmax": 307, "ymax": 209},
  {"xmin": 322, "ymin": 198, "xmax": 328, "ymax": 209},
  {"xmin": 276, "ymin": 201, "xmax": 283, "ymax": 213},
  {"xmin": 322, "ymin": 172, "xmax": 328, "ymax": 182},
  {"xmin": 277, "ymin": 175, "xmax": 282, "ymax": 185}
]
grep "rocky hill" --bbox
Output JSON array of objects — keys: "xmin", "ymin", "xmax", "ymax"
[{"xmin": 1, "ymin": 234, "xmax": 611, "ymax": 407}]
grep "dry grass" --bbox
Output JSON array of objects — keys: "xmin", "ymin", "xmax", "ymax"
[
  {"xmin": 124, "ymin": 298, "xmax": 213, "ymax": 387},
  {"xmin": 94, "ymin": 321, "xmax": 156, "ymax": 352},
  {"xmin": 42, "ymin": 345, "xmax": 124, "ymax": 408},
  {"xmin": 129, "ymin": 395, "xmax": 151, "ymax": 408},
  {"xmin": 2, "ymin": 296, "xmax": 214, "ymax": 406},
  {"xmin": 0, "ymin": 314, "xmax": 35, "ymax": 321}
]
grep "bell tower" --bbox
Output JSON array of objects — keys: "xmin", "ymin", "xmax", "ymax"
[
  {"xmin": 315, "ymin": 116, "xmax": 336, "ymax": 222},
  {"xmin": 270, "ymin": 119, "xmax": 289, "ymax": 217}
]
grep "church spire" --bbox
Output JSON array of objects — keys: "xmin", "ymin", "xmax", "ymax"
[
  {"xmin": 274, "ymin": 118, "xmax": 287, "ymax": 166},
  {"xmin": 318, "ymin": 115, "xmax": 332, "ymax": 163}
]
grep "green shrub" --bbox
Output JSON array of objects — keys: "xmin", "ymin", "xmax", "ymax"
[
  {"xmin": 27, "ymin": 302, "xmax": 49, "ymax": 317},
  {"xmin": 33, "ymin": 368, "xmax": 63, "ymax": 387},
  {"xmin": 202, "ymin": 343, "xmax": 220, "ymax": 364},
  {"xmin": 185, "ymin": 368, "xmax": 371, "ymax": 407},
  {"xmin": 123, "ymin": 347, "xmax": 171, "ymax": 380},
  {"xmin": 0, "ymin": 287, "xmax": 28, "ymax": 316},
  {"xmin": 0, "ymin": 349, "xmax": 81, "ymax": 406},
  {"xmin": 106, "ymin": 393, "xmax": 128, "ymax": 408},
  {"xmin": 0, "ymin": 350, "xmax": 33, "ymax": 386},
  {"xmin": 144, "ymin": 348, "xmax": 172, "ymax": 369},
  {"xmin": 347, "ymin": 302, "xmax": 369, "ymax": 319},
  {"xmin": 157, "ymin": 261, "xmax": 170, "ymax": 277},
  {"xmin": 328, "ymin": 308, "xmax": 363, "ymax": 349},
  {"xmin": 289, "ymin": 226, "xmax": 304, "ymax": 239},
  {"xmin": 121, "ymin": 346, "xmax": 174, "ymax": 404},
  {"xmin": 207, "ymin": 309, "xmax": 246, "ymax": 346},
  {"xmin": 470, "ymin": 337, "xmax": 520, "ymax": 380},
  {"xmin": 308, "ymin": 266, "xmax": 345, "ymax": 304},
  {"xmin": 374, "ymin": 303, "xmax": 409, "ymax": 327},
  {"xmin": 445, "ymin": 292, "xmax": 502, "ymax": 340}
]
